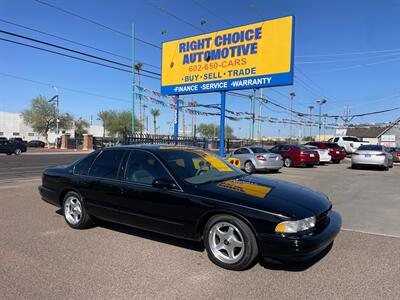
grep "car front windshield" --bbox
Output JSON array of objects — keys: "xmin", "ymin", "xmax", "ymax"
[{"xmin": 158, "ymin": 147, "xmax": 245, "ymax": 184}]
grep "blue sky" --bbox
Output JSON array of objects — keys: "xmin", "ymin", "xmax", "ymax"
[{"xmin": 1, "ymin": 0, "xmax": 400, "ymax": 137}]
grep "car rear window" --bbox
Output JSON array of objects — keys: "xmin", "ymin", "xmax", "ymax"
[
  {"xmin": 89, "ymin": 149, "xmax": 125, "ymax": 179},
  {"xmin": 74, "ymin": 151, "xmax": 99, "ymax": 175},
  {"xmin": 295, "ymin": 145, "xmax": 308, "ymax": 150},
  {"xmin": 250, "ymin": 147, "xmax": 269, "ymax": 153},
  {"xmin": 326, "ymin": 143, "xmax": 340, "ymax": 148},
  {"xmin": 357, "ymin": 145, "xmax": 382, "ymax": 151},
  {"xmin": 343, "ymin": 137, "xmax": 361, "ymax": 142}
]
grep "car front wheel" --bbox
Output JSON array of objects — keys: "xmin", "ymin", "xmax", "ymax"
[
  {"xmin": 63, "ymin": 191, "xmax": 93, "ymax": 229},
  {"xmin": 204, "ymin": 215, "xmax": 258, "ymax": 271},
  {"xmin": 14, "ymin": 148, "xmax": 22, "ymax": 155}
]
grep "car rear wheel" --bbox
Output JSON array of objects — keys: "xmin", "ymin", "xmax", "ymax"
[
  {"xmin": 204, "ymin": 215, "xmax": 258, "ymax": 271},
  {"xmin": 351, "ymin": 164, "xmax": 358, "ymax": 169},
  {"xmin": 63, "ymin": 191, "xmax": 93, "ymax": 229},
  {"xmin": 244, "ymin": 161, "xmax": 255, "ymax": 174},
  {"xmin": 14, "ymin": 148, "xmax": 22, "ymax": 155},
  {"xmin": 332, "ymin": 159, "xmax": 340, "ymax": 164},
  {"xmin": 284, "ymin": 158, "xmax": 293, "ymax": 167}
]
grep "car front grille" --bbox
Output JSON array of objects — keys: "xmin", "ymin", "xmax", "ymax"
[{"xmin": 316, "ymin": 209, "xmax": 330, "ymax": 229}]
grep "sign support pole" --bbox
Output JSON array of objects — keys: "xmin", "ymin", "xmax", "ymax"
[
  {"xmin": 131, "ymin": 23, "xmax": 136, "ymax": 135},
  {"xmin": 219, "ymin": 91, "xmax": 226, "ymax": 157},
  {"xmin": 174, "ymin": 95, "xmax": 179, "ymax": 143}
]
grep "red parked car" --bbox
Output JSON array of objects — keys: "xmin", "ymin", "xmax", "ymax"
[
  {"xmin": 305, "ymin": 142, "xmax": 346, "ymax": 164},
  {"xmin": 270, "ymin": 144, "xmax": 320, "ymax": 167}
]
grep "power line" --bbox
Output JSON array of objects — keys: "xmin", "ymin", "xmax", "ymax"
[
  {"xmin": 144, "ymin": 0, "xmax": 206, "ymax": 33},
  {"xmin": 0, "ymin": 72, "xmax": 130, "ymax": 103},
  {"xmin": 33, "ymin": 0, "xmax": 162, "ymax": 50},
  {"xmin": 0, "ymin": 29, "xmax": 161, "ymax": 77},
  {"xmin": 0, "ymin": 18, "xmax": 161, "ymax": 70},
  {"xmin": 0, "ymin": 37, "xmax": 161, "ymax": 80},
  {"xmin": 296, "ymin": 48, "xmax": 400, "ymax": 58},
  {"xmin": 297, "ymin": 52, "xmax": 400, "ymax": 64},
  {"xmin": 190, "ymin": 0, "xmax": 234, "ymax": 27}
]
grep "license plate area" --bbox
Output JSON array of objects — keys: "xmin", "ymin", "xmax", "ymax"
[
  {"xmin": 310, "ymin": 154, "xmax": 315, "ymax": 157},
  {"xmin": 365, "ymin": 154, "xmax": 371, "ymax": 157}
]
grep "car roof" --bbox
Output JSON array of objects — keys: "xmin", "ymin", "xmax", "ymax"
[{"xmin": 100, "ymin": 144, "xmax": 205, "ymax": 153}]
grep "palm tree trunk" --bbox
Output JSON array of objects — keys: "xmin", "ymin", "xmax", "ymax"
[{"xmin": 153, "ymin": 116, "xmax": 156, "ymax": 135}]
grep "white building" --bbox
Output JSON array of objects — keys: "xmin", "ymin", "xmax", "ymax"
[{"xmin": 0, "ymin": 111, "xmax": 104, "ymax": 142}]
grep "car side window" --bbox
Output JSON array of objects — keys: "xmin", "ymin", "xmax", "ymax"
[
  {"xmin": 234, "ymin": 148, "xmax": 249, "ymax": 155},
  {"xmin": 333, "ymin": 138, "xmax": 339, "ymax": 142},
  {"xmin": 125, "ymin": 150, "xmax": 172, "ymax": 185},
  {"xmin": 88, "ymin": 149, "xmax": 125, "ymax": 179},
  {"xmin": 74, "ymin": 151, "xmax": 100, "ymax": 175},
  {"xmin": 282, "ymin": 145, "xmax": 290, "ymax": 151}
]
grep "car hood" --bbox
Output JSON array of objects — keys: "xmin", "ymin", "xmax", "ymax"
[{"xmin": 195, "ymin": 175, "xmax": 331, "ymax": 219}]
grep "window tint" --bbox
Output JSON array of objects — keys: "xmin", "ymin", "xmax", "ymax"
[
  {"xmin": 343, "ymin": 137, "xmax": 361, "ymax": 142},
  {"xmin": 357, "ymin": 145, "xmax": 383, "ymax": 151},
  {"xmin": 333, "ymin": 138, "xmax": 339, "ymax": 142},
  {"xmin": 250, "ymin": 147, "xmax": 269, "ymax": 153},
  {"xmin": 74, "ymin": 152, "xmax": 99, "ymax": 175},
  {"xmin": 125, "ymin": 150, "xmax": 171, "ymax": 185},
  {"xmin": 234, "ymin": 148, "xmax": 250, "ymax": 154},
  {"xmin": 282, "ymin": 145, "xmax": 290, "ymax": 151},
  {"xmin": 89, "ymin": 150, "xmax": 125, "ymax": 179}
]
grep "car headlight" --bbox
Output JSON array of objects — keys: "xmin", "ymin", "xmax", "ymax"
[{"xmin": 275, "ymin": 216, "xmax": 316, "ymax": 233}]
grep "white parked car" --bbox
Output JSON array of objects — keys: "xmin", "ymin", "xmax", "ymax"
[
  {"xmin": 351, "ymin": 144, "xmax": 393, "ymax": 170},
  {"xmin": 304, "ymin": 145, "xmax": 331, "ymax": 164},
  {"xmin": 328, "ymin": 136, "xmax": 368, "ymax": 154}
]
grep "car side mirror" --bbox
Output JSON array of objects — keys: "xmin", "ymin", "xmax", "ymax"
[{"xmin": 152, "ymin": 178, "xmax": 177, "ymax": 189}]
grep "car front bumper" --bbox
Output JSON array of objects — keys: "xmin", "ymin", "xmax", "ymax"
[{"xmin": 257, "ymin": 210, "xmax": 341, "ymax": 262}]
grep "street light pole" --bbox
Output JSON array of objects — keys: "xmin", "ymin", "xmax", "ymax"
[
  {"xmin": 289, "ymin": 92, "xmax": 296, "ymax": 141},
  {"xmin": 52, "ymin": 86, "xmax": 59, "ymax": 148},
  {"xmin": 316, "ymin": 99, "xmax": 327, "ymax": 141},
  {"xmin": 308, "ymin": 105, "xmax": 314, "ymax": 140}
]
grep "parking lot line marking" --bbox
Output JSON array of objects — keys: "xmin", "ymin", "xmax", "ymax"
[{"xmin": 341, "ymin": 227, "xmax": 400, "ymax": 239}]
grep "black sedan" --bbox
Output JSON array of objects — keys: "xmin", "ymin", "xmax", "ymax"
[
  {"xmin": 39, "ymin": 145, "xmax": 341, "ymax": 270},
  {"xmin": 27, "ymin": 140, "xmax": 46, "ymax": 148},
  {"xmin": 0, "ymin": 139, "xmax": 27, "ymax": 155}
]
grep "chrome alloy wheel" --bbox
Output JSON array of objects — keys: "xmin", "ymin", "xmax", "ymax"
[
  {"xmin": 64, "ymin": 196, "xmax": 82, "ymax": 225},
  {"xmin": 244, "ymin": 162, "xmax": 252, "ymax": 173},
  {"xmin": 208, "ymin": 222, "xmax": 245, "ymax": 264}
]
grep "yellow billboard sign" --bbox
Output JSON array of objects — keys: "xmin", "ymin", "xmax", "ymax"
[{"xmin": 161, "ymin": 16, "xmax": 294, "ymax": 95}]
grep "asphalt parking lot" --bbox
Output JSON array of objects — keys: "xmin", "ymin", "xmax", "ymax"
[{"xmin": 1, "ymin": 153, "xmax": 399, "ymax": 299}]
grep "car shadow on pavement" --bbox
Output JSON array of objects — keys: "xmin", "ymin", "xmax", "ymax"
[
  {"xmin": 55, "ymin": 208, "xmax": 204, "ymax": 252},
  {"xmin": 101, "ymin": 221, "xmax": 205, "ymax": 252},
  {"xmin": 259, "ymin": 242, "xmax": 333, "ymax": 272},
  {"xmin": 347, "ymin": 166, "xmax": 386, "ymax": 171}
]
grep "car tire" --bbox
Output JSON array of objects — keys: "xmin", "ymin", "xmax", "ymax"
[
  {"xmin": 14, "ymin": 148, "xmax": 22, "ymax": 155},
  {"xmin": 284, "ymin": 158, "xmax": 293, "ymax": 167},
  {"xmin": 351, "ymin": 164, "xmax": 358, "ymax": 169},
  {"xmin": 332, "ymin": 159, "xmax": 340, "ymax": 164},
  {"xmin": 204, "ymin": 215, "xmax": 258, "ymax": 271},
  {"xmin": 6, "ymin": 152, "xmax": 12, "ymax": 155},
  {"xmin": 63, "ymin": 191, "xmax": 93, "ymax": 229},
  {"xmin": 244, "ymin": 161, "xmax": 255, "ymax": 174}
]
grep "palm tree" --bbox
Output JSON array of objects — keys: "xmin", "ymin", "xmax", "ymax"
[
  {"xmin": 97, "ymin": 110, "xmax": 111, "ymax": 138},
  {"xmin": 150, "ymin": 108, "xmax": 160, "ymax": 135},
  {"xmin": 135, "ymin": 63, "xmax": 143, "ymax": 134}
]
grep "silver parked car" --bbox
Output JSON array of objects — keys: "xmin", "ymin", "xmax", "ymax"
[
  {"xmin": 351, "ymin": 144, "xmax": 394, "ymax": 170},
  {"xmin": 229, "ymin": 146, "xmax": 283, "ymax": 173}
]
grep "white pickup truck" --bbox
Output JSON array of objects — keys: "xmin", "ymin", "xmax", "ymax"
[{"xmin": 328, "ymin": 136, "xmax": 368, "ymax": 154}]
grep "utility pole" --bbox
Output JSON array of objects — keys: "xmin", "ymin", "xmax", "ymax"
[
  {"xmin": 316, "ymin": 99, "xmax": 327, "ymax": 141},
  {"xmin": 52, "ymin": 86, "xmax": 59, "ymax": 148},
  {"xmin": 308, "ymin": 105, "xmax": 314, "ymax": 140},
  {"xmin": 258, "ymin": 89, "xmax": 263, "ymax": 141},
  {"xmin": 289, "ymin": 92, "xmax": 296, "ymax": 141},
  {"xmin": 252, "ymin": 89, "xmax": 256, "ymax": 140},
  {"xmin": 131, "ymin": 23, "xmax": 135, "ymax": 135},
  {"xmin": 143, "ymin": 104, "xmax": 147, "ymax": 133},
  {"xmin": 323, "ymin": 113, "xmax": 328, "ymax": 138},
  {"xmin": 182, "ymin": 98, "xmax": 185, "ymax": 137}
]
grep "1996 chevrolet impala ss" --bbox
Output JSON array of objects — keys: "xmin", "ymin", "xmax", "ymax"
[{"xmin": 39, "ymin": 145, "xmax": 341, "ymax": 271}]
